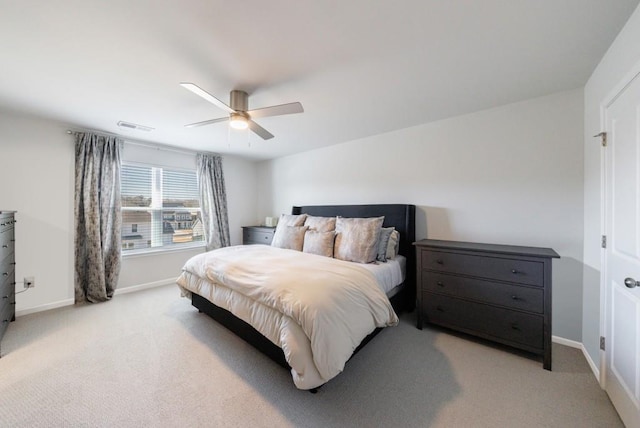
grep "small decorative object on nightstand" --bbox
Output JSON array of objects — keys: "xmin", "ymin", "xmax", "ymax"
[
  {"xmin": 414, "ymin": 239, "xmax": 559, "ymax": 370},
  {"xmin": 242, "ymin": 226, "xmax": 276, "ymax": 245}
]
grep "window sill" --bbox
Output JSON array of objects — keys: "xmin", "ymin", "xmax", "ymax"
[{"xmin": 122, "ymin": 243, "xmax": 206, "ymax": 259}]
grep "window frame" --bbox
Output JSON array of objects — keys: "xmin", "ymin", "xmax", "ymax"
[{"xmin": 120, "ymin": 161, "xmax": 205, "ymax": 257}]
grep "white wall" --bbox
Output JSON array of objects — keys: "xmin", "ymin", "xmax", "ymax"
[
  {"xmin": 0, "ymin": 110, "xmax": 75, "ymax": 313},
  {"xmin": 258, "ymin": 89, "xmax": 585, "ymax": 341},
  {"xmin": 0, "ymin": 109, "xmax": 259, "ymax": 313},
  {"xmin": 583, "ymin": 4, "xmax": 640, "ymax": 372}
]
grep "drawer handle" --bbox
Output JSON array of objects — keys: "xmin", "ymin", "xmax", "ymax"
[
  {"xmin": 1, "ymin": 244, "xmax": 7, "ymax": 248},
  {"xmin": 2, "ymin": 295, "xmax": 8, "ymax": 299},
  {"xmin": 436, "ymin": 259, "xmax": 444, "ymax": 265},
  {"xmin": 511, "ymin": 295, "xmax": 520, "ymax": 301},
  {"xmin": 436, "ymin": 305, "xmax": 444, "ymax": 312},
  {"xmin": 437, "ymin": 281, "xmax": 444, "ymax": 287},
  {"xmin": 510, "ymin": 323, "xmax": 520, "ymax": 331},
  {"xmin": 511, "ymin": 269, "xmax": 518, "ymax": 274},
  {"xmin": 2, "ymin": 272, "xmax": 8, "ymax": 276}
]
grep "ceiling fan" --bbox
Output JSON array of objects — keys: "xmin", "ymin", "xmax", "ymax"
[{"xmin": 180, "ymin": 82, "xmax": 304, "ymax": 140}]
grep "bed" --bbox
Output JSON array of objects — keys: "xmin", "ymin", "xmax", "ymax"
[{"xmin": 177, "ymin": 204, "xmax": 416, "ymax": 390}]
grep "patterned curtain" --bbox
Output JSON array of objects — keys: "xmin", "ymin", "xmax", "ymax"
[
  {"xmin": 74, "ymin": 132, "xmax": 122, "ymax": 303},
  {"xmin": 196, "ymin": 154, "xmax": 230, "ymax": 251}
]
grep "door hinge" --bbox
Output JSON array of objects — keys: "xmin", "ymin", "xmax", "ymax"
[
  {"xmin": 600, "ymin": 336, "xmax": 605, "ymax": 351},
  {"xmin": 594, "ymin": 132, "xmax": 607, "ymax": 147},
  {"xmin": 601, "ymin": 235, "xmax": 607, "ymax": 249}
]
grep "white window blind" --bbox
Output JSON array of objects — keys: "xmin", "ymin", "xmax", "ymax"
[{"xmin": 121, "ymin": 163, "xmax": 204, "ymax": 254}]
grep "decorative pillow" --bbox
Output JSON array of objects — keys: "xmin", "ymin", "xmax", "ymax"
[
  {"xmin": 271, "ymin": 225, "xmax": 308, "ymax": 251},
  {"xmin": 271, "ymin": 214, "xmax": 307, "ymax": 248},
  {"xmin": 279, "ymin": 213, "xmax": 307, "ymax": 227},
  {"xmin": 376, "ymin": 227, "xmax": 395, "ymax": 262},
  {"xmin": 386, "ymin": 230, "xmax": 400, "ymax": 260},
  {"xmin": 302, "ymin": 230, "xmax": 335, "ymax": 257},
  {"xmin": 334, "ymin": 216, "xmax": 384, "ymax": 263},
  {"xmin": 304, "ymin": 215, "xmax": 336, "ymax": 232}
]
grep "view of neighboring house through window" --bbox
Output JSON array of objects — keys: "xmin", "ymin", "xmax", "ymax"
[{"xmin": 121, "ymin": 164, "xmax": 204, "ymax": 253}]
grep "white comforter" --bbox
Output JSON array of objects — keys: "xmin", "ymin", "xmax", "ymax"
[{"xmin": 176, "ymin": 245, "xmax": 398, "ymax": 389}]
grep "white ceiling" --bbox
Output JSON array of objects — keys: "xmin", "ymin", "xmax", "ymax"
[{"xmin": 0, "ymin": 1, "xmax": 638, "ymax": 160}]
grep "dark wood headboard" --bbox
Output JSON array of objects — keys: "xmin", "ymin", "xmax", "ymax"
[{"xmin": 292, "ymin": 204, "xmax": 416, "ymax": 311}]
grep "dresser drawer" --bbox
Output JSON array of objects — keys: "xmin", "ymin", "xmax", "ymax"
[
  {"xmin": 0, "ymin": 230, "xmax": 14, "ymax": 261},
  {"xmin": 242, "ymin": 227, "xmax": 275, "ymax": 245},
  {"xmin": 423, "ymin": 271, "xmax": 544, "ymax": 313},
  {"xmin": 0, "ymin": 280, "xmax": 15, "ymax": 308},
  {"xmin": 1, "ymin": 265, "xmax": 15, "ymax": 300},
  {"xmin": 424, "ymin": 293, "xmax": 544, "ymax": 350},
  {"xmin": 0, "ymin": 215, "xmax": 15, "ymax": 233},
  {"xmin": 421, "ymin": 250, "xmax": 544, "ymax": 286},
  {"xmin": 1, "ymin": 259, "xmax": 15, "ymax": 291},
  {"xmin": 0, "ymin": 296, "xmax": 14, "ymax": 341}
]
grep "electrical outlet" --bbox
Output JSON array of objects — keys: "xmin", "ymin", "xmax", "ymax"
[{"xmin": 24, "ymin": 276, "xmax": 35, "ymax": 289}]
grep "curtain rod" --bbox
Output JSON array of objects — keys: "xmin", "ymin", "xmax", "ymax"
[{"xmin": 66, "ymin": 128, "xmax": 221, "ymax": 157}]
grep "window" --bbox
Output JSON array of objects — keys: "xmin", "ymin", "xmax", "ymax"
[{"xmin": 121, "ymin": 164, "xmax": 204, "ymax": 254}]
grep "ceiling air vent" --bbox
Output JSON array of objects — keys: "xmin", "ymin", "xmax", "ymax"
[{"xmin": 117, "ymin": 121, "xmax": 154, "ymax": 132}]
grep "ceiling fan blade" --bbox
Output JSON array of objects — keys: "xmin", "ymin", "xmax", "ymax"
[
  {"xmin": 247, "ymin": 102, "xmax": 304, "ymax": 119},
  {"xmin": 185, "ymin": 117, "xmax": 229, "ymax": 128},
  {"xmin": 180, "ymin": 82, "xmax": 235, "ymax": 114},
  {"xmin": 248, "ymin": 120, "xmax": 274, "ymax": 140}
]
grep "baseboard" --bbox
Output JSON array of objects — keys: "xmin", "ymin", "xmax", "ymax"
[
  {"xmin": 552, "ymin": 335, "xmax": 600, "ymax": 381},
  {"xmin": 552, "ymin": 335, "xmax": 581, "ymax": 349},
  {"xmin": 16, "ymin": 298, "xmax": 75, "ymax": 317},
  {"xmin": 581, "ymin": 344, "xmax": 601, "ymax": 382},
  {"xmin": 114, "ymin": 277, "xmax": 177, "ymax": 295},
  {"xmin": 14, "ymin": 278, "xmax": 176, "ymax": 317}
]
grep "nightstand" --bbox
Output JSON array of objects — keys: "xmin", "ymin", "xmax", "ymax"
[{"xmin": 242, "ymin": 226, "xmax": 276, "ymax": 245}]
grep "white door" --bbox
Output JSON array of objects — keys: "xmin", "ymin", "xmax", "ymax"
[{"xmin": 604, "ymin": 71, "xmax": 640, "ymax": 428}]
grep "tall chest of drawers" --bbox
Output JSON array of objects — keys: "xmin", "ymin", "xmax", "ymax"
[
  {"xmin": 415, "ymin": 239, "xmax": 559, "ymax": 370},
  {"xmin": 0, "ymin": 211, "xmax": 16, "ymax": 353}
]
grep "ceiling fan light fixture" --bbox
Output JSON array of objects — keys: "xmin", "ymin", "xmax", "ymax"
[
  {"xmin": 229, "ymin": 113, "xmax": 248, "ymax": 130},
  {"xmin": 181, "ymin": 83, "xmax": 303, "ymax": 140}
]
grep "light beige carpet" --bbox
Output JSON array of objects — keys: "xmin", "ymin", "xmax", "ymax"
[{"xmin": 0, "ymin": 284, "xmax": 622, "ymax": 427}]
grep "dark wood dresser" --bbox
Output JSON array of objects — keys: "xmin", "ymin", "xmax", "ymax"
[
  {"xmin": 242, "ymin": 226, "xmax": 276, "ymax": 245},
  {"xmin": 415, "ymin": 239, "xmax": 559, "ymax": 370},
  {"xmin": 0, "ymin": 211, "xmax": 16, "ymax": 354}
]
